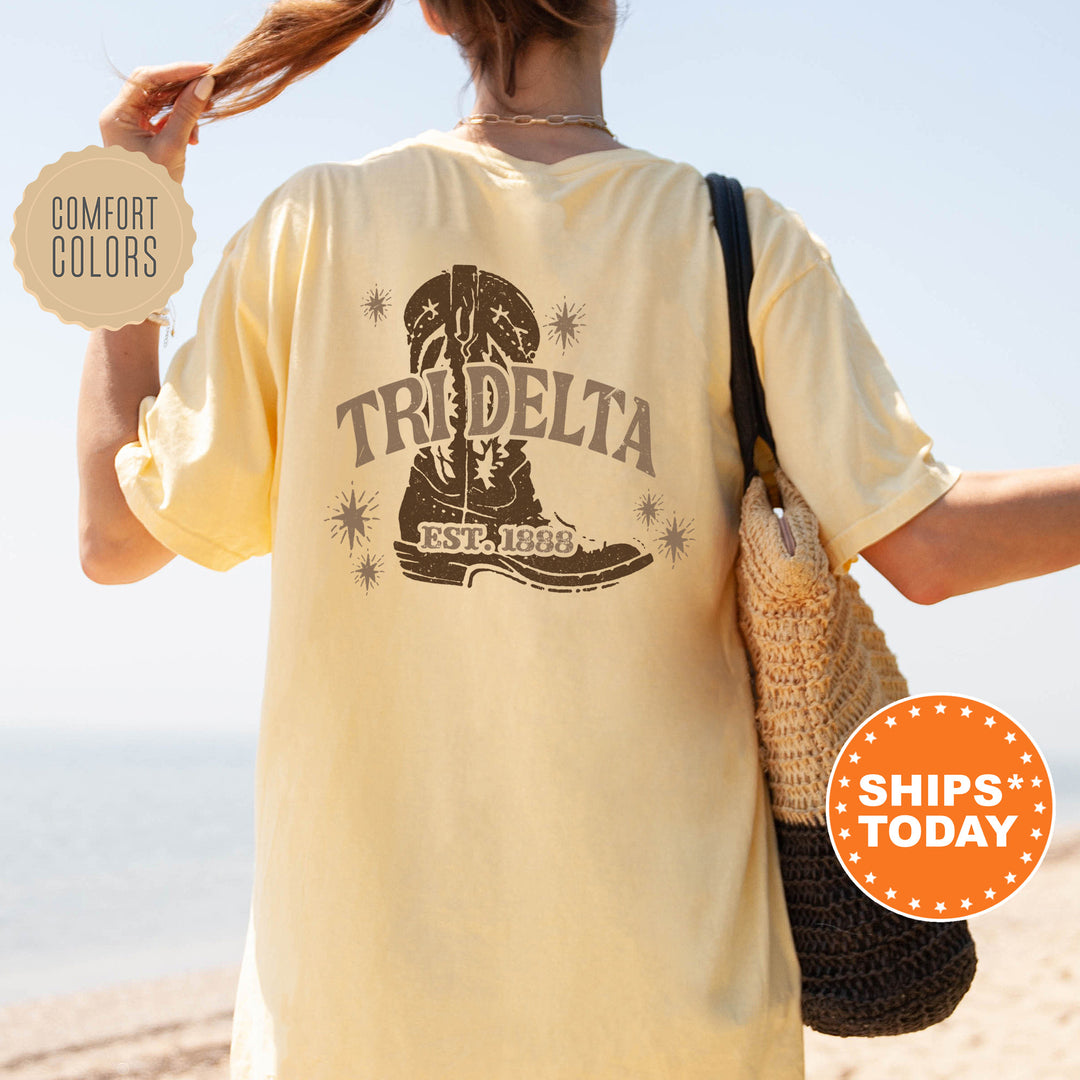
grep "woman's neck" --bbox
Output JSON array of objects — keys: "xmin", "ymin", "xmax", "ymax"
[{"xmin": 449, "ymin": 34, "xmax": 624, "ymax": 164}]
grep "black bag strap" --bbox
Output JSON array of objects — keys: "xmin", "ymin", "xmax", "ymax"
[{"xmin": 705, "ymin": 173, "xmax": 778, "ymax": 490}]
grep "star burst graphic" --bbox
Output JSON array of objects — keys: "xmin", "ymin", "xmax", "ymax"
[
  {"xmin": 362, "ymin": 285, "xmax": 392, "ymax": 324},
  {"xmin": 545, "ymin": 298, "xmax": 586, "ymax": 353},
  {"xmin": 326, "ymin": 488, "xmax": 379, "ymax": 553},
  {"xmin": 353, "ymin": 551, "xmax": 384, "ymax": 593},
  {"xmin": 658, "ymin": 514, "xmax": 695, "ymax": 566},
  {"xmin": 634, "ymin": 491, "xmax": 663, "ymax": 529}
]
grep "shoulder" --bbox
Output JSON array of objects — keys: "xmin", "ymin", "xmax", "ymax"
[
  {"xmin": 710, "ymin": 182, "xmax": 851, "ymax": 335},
  {"xmin": 290, "ymin": 132, "xmax": 454, "ymax": 188},
  {"xmin": 247, "ymin": 162, "xmax": 343, "ymax": 226},
  {"xmin": 246, "ymin": 135, "xmax": 446, "ymax": 224},
  {"xmin": 742, "ymin": 185, "xmax": 834, "ymax": 292},
  {"xmin": 227, "ymin": 152, "xmax": 390, "ymax": 259}
]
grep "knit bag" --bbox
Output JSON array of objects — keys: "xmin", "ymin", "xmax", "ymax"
[{"xmin": 707, "ymin": 173, "xmax": 978, "ymax": 1036}]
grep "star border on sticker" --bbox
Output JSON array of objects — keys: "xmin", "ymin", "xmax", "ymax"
[{"xmin": 827, "ymin": 693, "xmax": 1053, "ymax": 922}]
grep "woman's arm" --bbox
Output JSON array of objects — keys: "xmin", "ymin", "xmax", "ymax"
[
  {"xmin": 78, "ymin": 62, "xmax": 215, "ymax": 584},
  {"xmin": 861, "ymin": 466, "xmax": 1080, "ymax": 604},
  {"xmin": 78, "ymin": 323, "xmax": 176, "ymax": 583}
]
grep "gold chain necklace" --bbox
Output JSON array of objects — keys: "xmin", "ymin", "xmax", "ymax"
[{"xmin": 457, "ymin": 113, "xmax": 615, "ymax": 139}]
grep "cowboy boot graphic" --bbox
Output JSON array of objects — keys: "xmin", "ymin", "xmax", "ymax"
[{"xmin": 394, "ymin": 265, "xmax": 652, "ymax": 590}]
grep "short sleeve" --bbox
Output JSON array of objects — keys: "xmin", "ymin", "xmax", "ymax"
[
  {"xmin": 746, "ymin": 193, "xmax": 961, "ymax": 572},
  {"xmin": 115, "ymin": 176, "xmax": 307, "ymax": 571}
]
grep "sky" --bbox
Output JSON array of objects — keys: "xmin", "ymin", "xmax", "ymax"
[{"xmin": 2, "ymin": 1, "xmax": 1079, "ymax": 768}]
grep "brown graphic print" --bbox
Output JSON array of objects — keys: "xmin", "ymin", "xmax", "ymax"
[{"xmin": 394, "ymin": 265, "xmax": 653, "ymax": 591}]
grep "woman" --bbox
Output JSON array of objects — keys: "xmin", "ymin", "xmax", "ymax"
[{"xmin": 79, "ymin": 2, "xmax": 1080, "ymax": 1078}]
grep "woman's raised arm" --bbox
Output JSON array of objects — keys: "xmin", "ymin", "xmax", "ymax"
[
  {"xmin": 78, "ymin": 63, "xmax": 214, "ymax": 584},
  {"xmin": 78, "ymin": 321, "xmax": 174, "ymax": 583}
]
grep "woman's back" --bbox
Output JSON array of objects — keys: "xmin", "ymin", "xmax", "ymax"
[
  {"xmin": 114, "ymin": 129, "xmax": 958, "ymax": 1078},
  {"xmin": 120, "ymin": 130, "xmax": 797, "ymax": 1077}
]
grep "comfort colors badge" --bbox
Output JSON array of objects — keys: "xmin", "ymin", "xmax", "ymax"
[
  {"xmin": 11, "ymin": 145, "xmax": 195, "ymax": 330},
  {"xmin": 826, "ymin": 693, "xmax": 1055, "ymax": 921}
]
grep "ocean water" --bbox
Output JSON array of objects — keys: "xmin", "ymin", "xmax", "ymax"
[
  {"xmin": 1, "ymin": 726, "xmax": 1078, "ymax": 1009},
  {"xmin": 0, "ymin": 726, "xmax": 257, "ymax": 1007}
]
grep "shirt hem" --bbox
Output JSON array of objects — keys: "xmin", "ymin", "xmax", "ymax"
[
  {"xmin": 824, "ymin": 461, "xmax": 962, "ymax": 573},
  {"xmin": 115, "ymin": 447, "xmax": 252, "ymax": 572}
]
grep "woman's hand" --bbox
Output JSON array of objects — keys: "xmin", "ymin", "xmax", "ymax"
[{"xmin": 98, "ymin": 61, "xmax": 215, "ymax": 183}]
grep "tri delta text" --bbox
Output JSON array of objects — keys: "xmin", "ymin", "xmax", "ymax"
[{"xmin": 337, "ymin": 363, "xmax": 655, "ymax": 476}]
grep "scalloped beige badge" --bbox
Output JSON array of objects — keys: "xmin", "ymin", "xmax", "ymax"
[{"xmin": 11, "ymin": 145, "xmax": 195, "ymax": 330}]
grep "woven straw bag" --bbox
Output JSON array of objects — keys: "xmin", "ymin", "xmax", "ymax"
[{"xmin": 707, "ymin": 174, "xmax": 977, "ymax": 1036}]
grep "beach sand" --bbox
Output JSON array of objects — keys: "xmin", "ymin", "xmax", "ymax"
[
  {"xmin": 0, "ymin": 965, "xmax": 236, "ymax": 1080},
  {"xmin": 803, "ymin": 826, "xmax": 1080, "ymax": 1080},
  {"xmin": 2, "ymin": 829, "xmax": 1077, "ymax": 1080}
]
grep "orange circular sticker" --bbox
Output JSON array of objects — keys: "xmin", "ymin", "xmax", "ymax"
[
  {"xmin": 11, "ymin": 145, "xmax": 195, "ymax": 330},
  {"xmin": 827, "ymin": 693, "xmax": 1055, "ymax": 921}
]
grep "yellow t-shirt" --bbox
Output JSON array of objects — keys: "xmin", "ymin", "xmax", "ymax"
[{"xmin": 116, "ymin": 129, "xmax": 960, "ymax": 1080}]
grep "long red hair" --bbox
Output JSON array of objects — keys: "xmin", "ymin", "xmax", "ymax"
[{"xmin": 141, "ymin": 0, "xmax": 614, "ymax": 121}]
